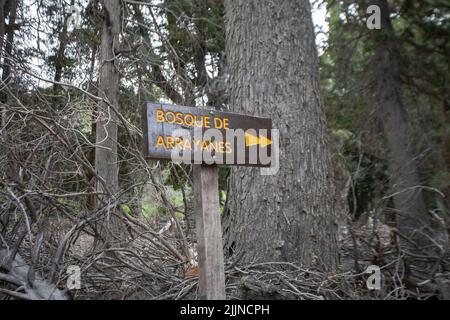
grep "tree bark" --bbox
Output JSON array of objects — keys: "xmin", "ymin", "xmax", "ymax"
[
  {"xmin": 53, "ymin": 0, "xmax": 75, "ymax": 103},
  {"xmin": 0, "ymin": 0, "xmax": 7, "ymax": 129},
  {"xmin": 371, "ymin": 0, "xmax": 430, "ymax": 246},
  {"xmin": 223, "ymin": 0, "xmax": 339, "ymax": 269},
  {"xmin": 1, "ymin": 0, "xmax": 18, "ymax": 182},
  {"xmin": 0, "ymin": 0, "xmax": 6, "ymax": 56},
  {"xmin": 0, "ymin": 0, "xmax": 16, "ymax": 106},
  {"xmin": 95, "ymin": 0, "xmax": 122, "ymax": 244}
]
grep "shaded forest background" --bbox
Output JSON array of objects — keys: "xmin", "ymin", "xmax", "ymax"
[{"xmin": 0, "ymin": 0, "xmax": 448, "ymax": 300}]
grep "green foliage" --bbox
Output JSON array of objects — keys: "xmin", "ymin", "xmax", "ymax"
[
  {"xmin": 121, "ymin": 204, "xmax": 132, "ymax": 215},
  {"xmin": 141, "ymin": 203, "xmax": 159, "ymax": 218},
  {"xmin": 321, "ymin": 0, "xmax": 449, "ymax": 217},
  {"xmin": 164, "ymin": 0, "xmax": 225, "ymax": 54}
]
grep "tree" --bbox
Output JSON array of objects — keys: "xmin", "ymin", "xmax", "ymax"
[
  {"xmin": 1, "ymin": 0, "xmax": 18, "ymax": 181},
  {"xmin": 95, "ymin": 0, "xmax": 123, "ymax": 245},
  {"xmin": 0, "ymin": 0, "xmax": 17, "ymax": 106},
  {"xmin": 370, "ymin": 0, "xmax": 431, "ymax": 246},
  {"xmin": 52, "ymin": 0, "xmax": 75, "ymax": 104},
  {"xmin": 320, "ymin": 0, "xmax": 449, "ymax": 284},
  {"xmin": 223, "ymin": 0, "xmax": 339, "ymax": 269}
]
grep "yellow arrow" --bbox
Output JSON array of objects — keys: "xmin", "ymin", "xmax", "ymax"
[{"xmin": 245, "ymin": 132, "xmax": 272, "ymax": 148}]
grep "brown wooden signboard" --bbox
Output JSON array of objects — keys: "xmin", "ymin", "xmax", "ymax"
[
  {"xmin": 143, "ymin": 102, "xmax": 273, "ymax": 167},
  {"xmin": 142, "ymin": 102, "xmax": 274, "ymax": 300}
]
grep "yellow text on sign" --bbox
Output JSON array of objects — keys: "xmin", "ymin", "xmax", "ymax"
[
  {"xmin": 155, "ymin": 109, "xmax": 229, "ymax": 129},
  {"xmin": 155, "ymin": 135, "xmax": 232, "ymax": 154}
]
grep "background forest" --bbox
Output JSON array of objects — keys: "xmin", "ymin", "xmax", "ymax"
[{"xmin": 0, "ymin": 0, "xmax": 448, "ymax": 300}]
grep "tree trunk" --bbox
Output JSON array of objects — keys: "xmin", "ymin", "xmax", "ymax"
[
  {"xmin": 223, "ymin": 0, "xmax": 339, "ymax": 269},
  {"xmin": 0, "ymin": 0, "xmax": 7, "ymax": 129},
  {"xmin": 0, "ymin": 0, "xmax": 6, "ymax": 55},
  {"xmin": 53, "ymin": 0, "xmax": 75, "ymax": 104},
  {"xmin": 0, "ymin": 0, "xmax": 17, "ymax": 106},
  {"xmin": 95, "ymin": 0, "xmax": 122, "ymax": 244},
  {"xmin": 85, "ymin": 37, "xmax": 98, "ymax": 211},
  {"xmin": 371, "ymin": 0, "xmax": 430, "ymax": 246},
  {"xmin": 1, "ymin": 0, "xmax": 17, "ymax": 181}
]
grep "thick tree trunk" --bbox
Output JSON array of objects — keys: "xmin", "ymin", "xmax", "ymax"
[
  {"xmin": 223, "ymin": 0, "xmax": 339, "ymax": 269},
  {"xmin": 95, "ymin": 0, "xmax": 122, "ymax": 244},
  {"xmin": 371, "ymin": 0, "xmax": 430, "ymax": 246}
]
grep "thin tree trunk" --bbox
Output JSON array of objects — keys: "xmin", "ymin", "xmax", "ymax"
[
  {"xmin": 223, "ymin": 0, "xmax": 339, "ymax": 269},
  {"xmin": 0, "ymin": 0, "xmax": 7, "ymax": 128},
  {"xmin": 371, "ymin": 0, "xmax": 430, "ymax": 246},
  {"xmin": 1, "ymin": 0, "xmax": 17, "ymax": 182},
  {"xmin": 0, "ymin": 0, "xmax": 16, "ymax": 105},
  {"xmin": 95, "ymin": 0, "xmax": 122, "ymax": 245},
  {"xmin": 85, "ymin": 39, "xmax": 98, "ymax": 211},
  {"xmin": 53, "ymin": 0, "xmax": 75, "ymax": 105},
  {"xmin": 0, "ymin": 0, "xmax": 6, "ymax": 55}
]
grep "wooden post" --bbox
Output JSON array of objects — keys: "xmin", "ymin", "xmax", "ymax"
[{"xmin": 193, "ymin": 164, "xmax": 226, "ymax": 300}]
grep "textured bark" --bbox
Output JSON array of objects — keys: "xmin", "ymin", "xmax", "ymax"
[
  {"xmin": 0, "ymin": 0, "xmax": 16, "ymax": 105},
  {"xmin": 0, "ymin": 0, "xmax": 7, "ymax": 129},
  {"xmin": 0, "ymin": 0, "xmax": 6, "ymax": 55},
  {"xmin": 85, "ymin": 41, "xmax": 98, "ymax": 211},
  {"xmin": 53, "ymin": 0, "xmax": 75, "ymax": 101},
  {"xmin": 96, "ymin": 0, "xmax": 120, "ymax": 197},
  {"xmin": 371, "ymin": 0, "xmax": 430, "ymax": 245},
  {"xmin": 1, "ymin": 0, "xmax": 17, "ymax": 181},
  {"xmin": 95, "ymin": 0, "xmax": 122, "ymax": 243},
  {"xmin": 223, "ymin": 0, "xmax": 339, "ymax": 269}
]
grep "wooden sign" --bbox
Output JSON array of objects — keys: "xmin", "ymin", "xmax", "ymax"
[
  {"xmin": 143, "ymin": 102, "xmax": 273, "ymax": 167},
  {"xmin": 142, "ymin": 102, "xmax": 274, "ymax": 300}
]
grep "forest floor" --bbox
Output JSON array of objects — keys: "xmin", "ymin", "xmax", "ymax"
[{"xmin": 44, "ymin": 212, "xmax": 450, "ymax": 300}]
